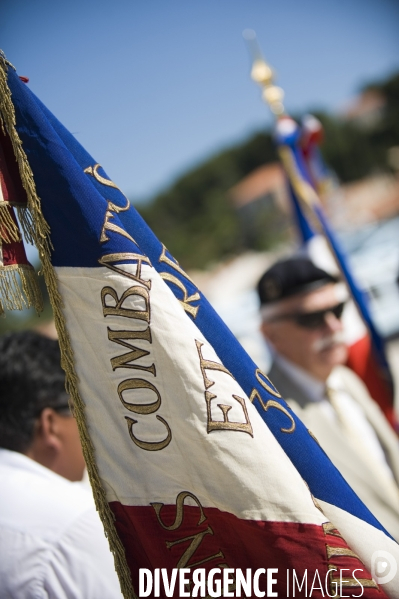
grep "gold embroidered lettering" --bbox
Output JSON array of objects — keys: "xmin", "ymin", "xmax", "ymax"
[
  {"xmin": 326, "ymin": 546, "xmax": 359, "ymax": 560},
  {"xmin": 196, "ymin": 340, "xmax": 253, "ymax": 437},
  {"xmin": 118, "ymin": 378, "xmax": 161, "ymax": 413},
  {"xmin": 166, "ymin": 527, "xmax": 224, "ymax": 569},
  {"xmin": 308, "ymin": 429, "xmax": 320, "ymax": 444},
  {"xmin": 161, "ymin": 272, "xmax": 200, "ymax": 318},
  {"xmin": 159, "ymin": 243, "xmax": 195, "ymax": 285},
  {"xmin": 108, "ymin": 327, "xmax": 155, "ymax": 375},
  {"xmin": 152, "ymin": 491, "xmax": 230, "ymax": 578},
  {"xmin": 196, "ymin": 340, "xmax": 233, "ymax": 388},
  {"xmin": 84, "ymin": 164, "xmax": 136, "ymax": 244},
  {"xmin": 125, "ymin": 415, "xmax": 172, "ymax": 451},
  {"xmin": 84, "ymin": 163, "xmax": 122, "ymax": 190},
  {"xmin": 255, "ymin": 368, "xmax": 282, "ymax": 398},
  {"xmin": 100, "ymin": 271, "xmax": 172, "ymax": 452},
  {"xmin": 263, "ymin": 399, "xmax": 295, "ymax": 433},
  {"xmin": 151, "ymin": 491, "xmax": 207, "ymax": 531},
  {"xmin": 100, "ymin": 199, "xmax": 135, "ymax": 244},
  {"xmin": 99, "ymin": 253, "xmax": 152, "ymax": 290},
  {"xmin": 322, "ymin": 522, "xmax": 343, "ymax": 538},
  {"xmin": 101, "ymin": 285, "xmax": 150, "ymax": 321},
  {"xmin": 206, "ymin": 393, "xmax": 253, "ymax": 436},
  {"xmin": 249, "ymin": 372, "xmax": 294, "ymax": 434},
  {"xmin": 328, "ymin": 565, "xmax": 378, "ymax": 589}
]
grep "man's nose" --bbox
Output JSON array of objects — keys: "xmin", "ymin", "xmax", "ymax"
[{"xmin": 324, "ymin": 311, "xmax": 343, "ymax": 332}]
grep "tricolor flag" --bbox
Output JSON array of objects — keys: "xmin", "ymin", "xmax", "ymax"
[
  {"xmin": 275, "ymin": 113, "xmax": 397, "ymax": 429},
  {"xmin": 1, "ymin": 55, "xmax": 398, "ymax": 598},
  {"xmin": 0, "ymin": 114, "xmax": 42, "ymax": 315}
]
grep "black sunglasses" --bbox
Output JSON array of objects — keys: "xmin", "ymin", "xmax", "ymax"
[{"xmin": 274, "ymin": 301, "xmax": 346, "ymax": 330}]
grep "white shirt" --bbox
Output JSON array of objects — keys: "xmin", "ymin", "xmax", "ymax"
[{"xmin": 0, "ymin": 449, "xmax": 124, "ymax": 599}]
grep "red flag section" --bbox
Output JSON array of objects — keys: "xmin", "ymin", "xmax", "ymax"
[
  {"xmin": 112, "ymin": 502, "xmax": 383, "ymax": 598},
  {"xmin": 347, "ymin": 336, "xmax": 396, "ymax": 429}
]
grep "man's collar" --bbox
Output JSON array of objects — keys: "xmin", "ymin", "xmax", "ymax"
[
  {"xmin": 0, "ymin": 447, "xmax": 66, "ymax": 482},
  {"xmin": 273, "ymin": 353, "xmax": 326, "ymax": 403}
]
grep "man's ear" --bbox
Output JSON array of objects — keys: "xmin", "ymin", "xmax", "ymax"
[{"xmin": 36, "ymin": 407, "xmax": 62, "ymax": 453}]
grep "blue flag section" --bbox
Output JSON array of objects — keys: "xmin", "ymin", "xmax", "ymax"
[
  {"xmin": 5, "ymin": 66, "xmax": 394, "ymax": 539},
  {"xmin": 273, "ymin": 117, "xmax": 318, "ymax": 246},
  {"xmin": 275, "ymin": 115, "xmax": 396, "ymax": 427}
]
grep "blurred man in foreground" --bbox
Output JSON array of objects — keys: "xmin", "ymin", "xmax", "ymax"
[
  {"xmin": 0, "ymin": 331, "xmax": 123, "ymax": 599},
  {"xmin": 258, "ymin": 257, "xmax": 399, "ymax": 541}
]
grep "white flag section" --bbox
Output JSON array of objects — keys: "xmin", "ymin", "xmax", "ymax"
[
  {"xmin": 55, "ymin": 260, "xmax": 397, "ymax": 598},
  {"xmin": 58, "ymin": 262, "xmax": 323, "ymax": 518}
]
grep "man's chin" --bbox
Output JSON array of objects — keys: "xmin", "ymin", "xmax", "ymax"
[{"xmin": 320, "ymin": 343, "xmax": 348, "ymax": 366}]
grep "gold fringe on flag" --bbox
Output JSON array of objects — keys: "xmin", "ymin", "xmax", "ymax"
[
  {"xmin": 0, "ymin": 53, "xmax": 137, "ymax": 599},
  {"xmin": 16, "ymin": 204, "xmax": 36, "ymax": 245},
  {"xmin": 0, "ymin": 263, "xmax": 43, "ymax": 313},
  {"xmin": 0, "ymin": 52, "xmax": 51, "ymax": 253},
  {"xmin": 0, "ymin": 202, "xmax": 37, "ymax": 246},
  {"xmin": 0, "ymin": 201, "xmax": 43, "ymax": 313},
  {"xmin": 0, "ymin": 202, "xmax": 21, "ymax": 242}
]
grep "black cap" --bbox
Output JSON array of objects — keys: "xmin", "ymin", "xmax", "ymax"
[{"xmin": 257, "ymin": 257, "xmax": 339, "ymax": 305}]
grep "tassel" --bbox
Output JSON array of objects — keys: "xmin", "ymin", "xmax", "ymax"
[
  {"xmin": 0, "ymin": 209, "xmax": 43, "ymax": 314},
  {"xmin": 15, "ymin": 205, "xmax": 36, "ymax": 245},
  {"xmin": 0, "ymin": 202, "xmax": 21, "ymax": 242},
  {"xmin": 0, "ymin": 263, "xmax": 43, "ymax": 313},
  {"xmin": 0, "ymin": 74, "xmax": 42, "ymax": 248}
]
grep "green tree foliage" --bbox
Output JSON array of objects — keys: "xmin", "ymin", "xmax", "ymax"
[
  {"xmin": 315, "ymin": 112, "xmax": 384, "ymax": 183},
  {"xmin": 138, "ymin": 71, "xmax": 399, "ymax": 270},
  {"xmin": 368, "ymin": 73, "xmax": 399, "ymax": 159},
  {"xmin": 138, "ymin": 132, "xmax": 278, "ymax": 269},
  {"xmin": 316, "ymin": 72, "xmax": 399, "ymax": 181}
]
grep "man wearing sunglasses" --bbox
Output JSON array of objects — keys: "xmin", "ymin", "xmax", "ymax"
[
  {"xmin": 0, "ymin": 331, "xmax": 123, "ymax": 598},
  {"xmin": 258, "ymin": 257, "xmax": 399, "ymax": 541}
]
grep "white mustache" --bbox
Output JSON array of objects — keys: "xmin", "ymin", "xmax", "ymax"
[{"xmin": 312, "ymin": 332, "xmax": 346, "ymax": 352}]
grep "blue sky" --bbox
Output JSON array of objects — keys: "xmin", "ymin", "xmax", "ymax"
[{"xmin": 1, "ymin": 0, "xmax": 399, "ymax": 202}]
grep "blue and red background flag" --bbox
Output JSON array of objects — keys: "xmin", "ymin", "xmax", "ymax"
[{"xmin": 274, "ymin": 113, "xmax": 397, "ymax": 430}]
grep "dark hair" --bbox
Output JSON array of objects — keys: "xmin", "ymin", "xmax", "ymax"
[{"xmin": 0, "ymin": 331, "xmax": 67, "ymax": 453}]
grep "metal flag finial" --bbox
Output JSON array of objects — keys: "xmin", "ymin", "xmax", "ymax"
[{"xmin": 243, "ymin": 29, "xmax": 285, "ymax": 116}]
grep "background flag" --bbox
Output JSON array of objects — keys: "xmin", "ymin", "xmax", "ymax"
[
  {"xmin": 245, "ymin": 35, "xmax": 397, "ymax": 430},
  {"xmin": 1, "ymin": 54, "xmax": 398, "ymax": 598},
  {"xmin": 276, "ymin": 113, "xmax": 397, "ymax": 429}
]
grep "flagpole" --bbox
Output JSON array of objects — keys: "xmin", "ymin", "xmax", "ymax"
[
  {"xmin": 243, "ymin": 29, "xmax": 285, "ymax": 117},
  {"xmin": 245, "ymin": 32, "xmax": 396, "ymax": 421}
]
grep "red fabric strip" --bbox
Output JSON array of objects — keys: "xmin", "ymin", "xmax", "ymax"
[
  {"xmin": 2, "ymin": 235, "xmax": 30, "ymax": 267},
  {"xmin": 0, "ymin": 127, "xmax": 28, "ymax": 206},
  {"xmin": 347, "ymin": 335, "xmax": 396, "ymax": 428},
  {"xmin": 110, "ymin": 501, "xmax": 386, "ymax": 598}
]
